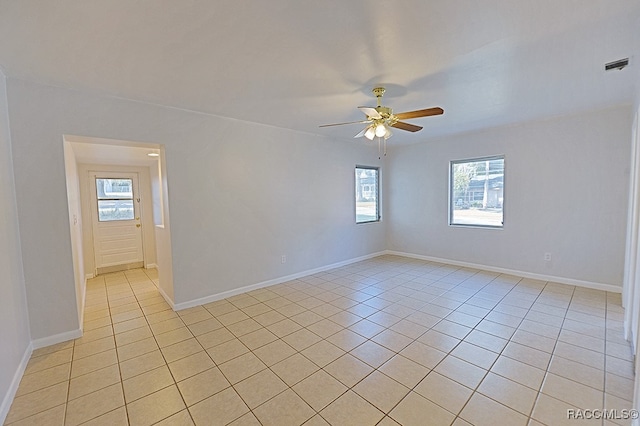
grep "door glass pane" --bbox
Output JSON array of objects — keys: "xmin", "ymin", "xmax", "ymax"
[
  {"xmin": 96, "ymin": 178, "xmax": 133, "ymax": 199},
  {"xmin": 96, "ymin": 178, "xmax": 135, "ymax": 221},
  {"xmin": 98, "ymin": 200, "xmax": 135, "ymax": 221}
]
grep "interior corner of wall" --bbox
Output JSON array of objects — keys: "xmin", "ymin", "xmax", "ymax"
[
  {"xmin": 156, "ymin": 279, "xmax": 176, "ymax": 311},
  {"xmin": 0, "ymin": 341, "xmax": 32, "ymax": 424}
]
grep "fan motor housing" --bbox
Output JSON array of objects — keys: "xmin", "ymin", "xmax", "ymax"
[{"xmin": 376, "ymin": 106, "xmax": 393, "ymax": 118}]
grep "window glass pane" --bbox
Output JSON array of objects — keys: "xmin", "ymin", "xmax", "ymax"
[
  {"xmin": 98, "ymin": 199, "xmax": 135, "ymax": 221},
  {"xmin": 356, "ymin": 167, "xmax": 379, "ymax": 223},
  {"xmin": 96, "ymin": 178, "xmax": 135, "ymax": 222},
  {"xmin": 96, "ymin": 178, "xmax": 133, "ymax": 200},
  {"xmin": 450, "ymin": 157, "xmax": 504, "ymax": 227}
]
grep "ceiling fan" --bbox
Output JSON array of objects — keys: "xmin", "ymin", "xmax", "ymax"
[{"xmin": 320, "ymin": 87, "xmax": 444, "ymax": 144}]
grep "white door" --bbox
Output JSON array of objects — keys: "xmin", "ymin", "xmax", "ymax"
[{"xmin": 90, "ymin": 172, "xmax": 144, "ymax": 269}]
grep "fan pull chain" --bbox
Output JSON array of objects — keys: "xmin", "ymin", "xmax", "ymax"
[{"xmin": 377, "ymin": 137, "xmax": 387, "ymax": 159}]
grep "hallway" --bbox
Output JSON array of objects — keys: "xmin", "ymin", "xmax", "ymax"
[{"xmin": 3, "ymin": 255, "xmax": 635, "ymax": 425}]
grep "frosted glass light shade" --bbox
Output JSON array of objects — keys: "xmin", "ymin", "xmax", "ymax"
[{"xmin": 364, "ymin": 126, "xmax": 376, "ymax": 140}]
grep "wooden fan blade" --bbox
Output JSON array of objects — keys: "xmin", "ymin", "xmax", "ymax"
[
  {"xmin": 394, "ymin": 107, "xmax": 444, "ymax": 120},
  {"xmin": 358, "ymin": 106, "xmax": 382, "ymax": 119},
  {"xmin": 319, "ymin": 120, "xmax": 369, "ymax": 128},
  {"xmin": 390, "ymin": 121, "xmax": 423, "ymax": 132}
]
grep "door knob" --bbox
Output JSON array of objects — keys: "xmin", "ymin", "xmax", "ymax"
[{"xmin": 136, "ymin": 224, "xmax": 141, "ymax": 228}]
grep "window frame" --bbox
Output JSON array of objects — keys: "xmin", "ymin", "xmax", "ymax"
[
  {"xmin": 355, "ymin": 165, "xmax": 381, "ymax": 224},
  {"xmin": 449, "ymin": 155, "xmax": 505, "ymax": 229}
]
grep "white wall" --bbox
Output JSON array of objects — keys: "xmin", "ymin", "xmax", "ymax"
[
  {"xmin": 151, "ymin": 147, "xmax": 175, "ymax": 302},
  {"xmin": 623, "ymin": 106, "xmax": 640, "ymax": 347},
  {"xmin": 63, "ymin": 141, "xmax": 86, "ymax": 329},
  {"xmin": 0, "ymin": 72, "xmax": 31, "ymax": 422},
  {"xmin": 387, "ymin": 105, "xmax": 632, "ymax": 288},
  {"xmin": 6, "ymin": 78, "xmax": 386, "ymax": 338},
  {"xmin": 627, "ymin": 31, "xmax": 640, "ymax": 421}
]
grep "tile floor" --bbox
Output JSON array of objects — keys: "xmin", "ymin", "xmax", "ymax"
[{"xmin": 4, "ymin": 255, "xmax": 636, "ymax": 425}]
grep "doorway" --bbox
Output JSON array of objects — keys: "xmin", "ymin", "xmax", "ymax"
[
  {"xmin": 90, "ymin": 172, "xmax": 145, "ymax": 274},
  {"xmin": 63, "ymin": 135, "xmax": 176, "ymax": 322}
]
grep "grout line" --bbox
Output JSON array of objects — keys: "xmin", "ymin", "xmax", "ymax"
[
  {"xmin": 6, "ymin": 258, "xmax": 632, "ymax": 425},
  {"xmin": 519, "ymin": 280, "xmax": 574, "ymax": 425},
  {"xmin": 133, "ymin": 270, "xmax": 195, "ymax": 425},
  {"xmin": 411, "ymin": 272, "xmax": 529, "ymax": 423}
]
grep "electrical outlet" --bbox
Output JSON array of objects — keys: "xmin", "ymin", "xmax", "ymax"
[
  {"xmin": 281, "ymin": 255, "xmax": 287, "ymax": 264},
  {"xmin": 544, "ymin": 252, "xmax": 552, "ymax": 262}
]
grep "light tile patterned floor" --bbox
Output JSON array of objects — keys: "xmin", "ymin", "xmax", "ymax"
[{"xmin": 4, "ymin": 255, "xmax": 635, "ymax": 425}]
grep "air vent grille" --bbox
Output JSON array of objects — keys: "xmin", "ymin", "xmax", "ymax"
[{"xmin": 605, "ymin": 58, "xmax": 629, "ymax": 71}]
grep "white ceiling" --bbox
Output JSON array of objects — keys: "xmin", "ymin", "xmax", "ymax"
[
  {"xmin": 1, "ymin": 1, "xmax": 639, "ymax": 145},
  {"xmin": 65, "ymin": 135, "xmax": 160, "ymax": 167}
]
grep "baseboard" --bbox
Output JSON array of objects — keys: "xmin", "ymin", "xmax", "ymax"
[
  {"xmin": 161, "ymin": 249, "xmax": 621, "ymax": 311},
  {"xmin": 156, "ymin": 284, "xmax": 176, "ymax": 311},
  {"xmin": 84, "ymin": 273, "xmax": 94, "ymax": 280},
  {"xmin": 145, "ymin": 263, "xmax": 158, "ymax": 269},
  {"xmin": 386, "ymin": 250, "xmax": 622, "ymax": 293},
  {"xmin": 78, "ymin": 275, "xmax": 87, "ymax": 329},
  {"xmin": 624, "ymin": 319, "xmax": 635, "ymax": 356},
  {"xmin": 97, "ymin": 261, "xmax": 144, "ymax": 275},
  {"xmin": 0, "ymin": 342, "xmax": 33, "ymax": 424},
  {"xmin": 173, "ymin": 251, "xmax": 387, "ymax": 311},
  {"xmin": 31, "ymin": 328, "xmax": 83, "ymax": 350},
  {"xmin": 1, "ymin": 330, "xmax": 84, "ymax": 423}
]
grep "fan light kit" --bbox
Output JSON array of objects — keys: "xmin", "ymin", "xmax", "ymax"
[{"xmin": 320, "ymin": 87, "xmax": 444, "ymax": 156}]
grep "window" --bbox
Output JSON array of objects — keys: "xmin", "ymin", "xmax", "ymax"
[
  {"xmin": 355, "ymin": 166, "xmax": 380, "ymax": 223},
  {"xmin": 450, "ymin": 156, "xmax": 504, "ymax": 228},
  {"xmin": 96, "ymin": 178, "xmax": 135, "ymax": 221}
]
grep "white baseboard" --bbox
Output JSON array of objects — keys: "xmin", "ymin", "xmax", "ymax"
[
  {"xmin": 173, "ymin": 251, "xmax": 386, "ymax": 311},
  {"xmin": 31, "ymin": 329, "xmax": 83, "ymax": 350},
  {"xmin": 386, "ymin": 250, "xmax": 622, "ymax": 293},
  {"xmin": 78, "ymin": 276, "xmax": 87, "ymax": 330},
  {"xmin": 0, "ymin": 342, "xmax": 32, "ymax": 424},
  {"xmin": 145, "ymin": 263, "xmax": 158, "ymax": 269},
  {"xmin": 84, "ymin": 273, "xmax": 94, "ymax": 280},
  {"xmin": 156, "ymin": 284, "xmax": 176, "ymax": 311}
]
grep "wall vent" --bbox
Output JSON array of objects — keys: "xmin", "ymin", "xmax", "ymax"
[{"xmin": 605, "ymin": 58, "xmax": 629, "ymax": 71}]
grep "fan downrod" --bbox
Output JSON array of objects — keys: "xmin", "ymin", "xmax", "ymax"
[{"xmin": 372, "ymin": 87, "xmax": 386, "ymax": 106}]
